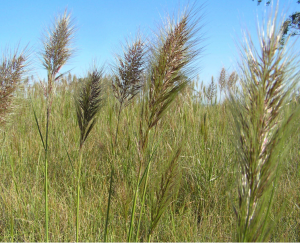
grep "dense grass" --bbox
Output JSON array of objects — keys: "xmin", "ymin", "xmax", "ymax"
[
  {"xmin": 0, "ymin": 76, "xmax": 299, "ymax": 241},
  {"xmin": 1, "ymin": 3, "xmax": 300, "ymax": 242}
]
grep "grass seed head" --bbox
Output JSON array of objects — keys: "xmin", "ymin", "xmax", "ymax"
[
  {"xmin": 229, "ymin": 5, "xmax": 300, "ymax": 241},
  {"xmin": 41, "ymin": 9, "xmax": 76, "ymax": 100},
  {"xmin": 218, "ymin": 67, "xmax": 226, "ymax": 92},
  {"xmin": 147, "ymin": 3, "xmax": 204, "ymax": 127},
  {"xmin": 112, "ymin": 35, "xmax": 146, "ymax": 107},
  {"xmin": 0, "ymin": 46, "xmax": 30, "ymax": 126},
  {"xmin": 75, "ymin": 67, "xmax": 104, "ymax": 149}
]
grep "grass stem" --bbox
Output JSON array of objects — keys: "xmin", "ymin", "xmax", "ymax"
[
  {"xmin": 76, "ymin": 149, "xmax": 83, "ymax": 242},
  {"xmin": 104, "ymin": 167, "xmax": 114, "ymax": 242}
]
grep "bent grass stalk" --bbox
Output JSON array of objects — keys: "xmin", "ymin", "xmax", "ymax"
[
  {"xmin": 148, "ymin": 147, "xmax": 182, "ymax": 239},
  {"xmin": 127, "ymin": 161, "xmax": 142, "ymax": 242},
  {"xmin": 31, "ymin": 87, "xmax": 50, "ymax": 242},
  {"xmin": 128, "ymin": 3, "xmax": 204, "ymax": 241},
  {"xmin": 127, "ymin": 136, "xmax": 156, "ymax": 242},
  {"xmin": 135, "ymin": 161, "xmax": 151, "ymax": 242}
]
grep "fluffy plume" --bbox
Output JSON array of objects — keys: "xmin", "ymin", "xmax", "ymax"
[
  {"xmin": 112, "ymin": 36, "xmax": 146, "ymax": 107},
  {"xmin": 140, "ymin": 4, "xmax": 204, "ymax": 150},
  {"xmin": 75, "ymin": 67, "xmax": 104, "ymax": 149},
  {"xmin": 229, "ymin": 6, "xmax": 300, "ymax": 241},
  {"xmin": 41, "ymin": 9, "xmax": 76, "ymax": 99},
  {"xmin": 112, "ymin": 36, "xmax": 146, "ymax": 145},
  {"xmin": 0, "ymin": 46, "xmax": 29, "ymax": 126}
]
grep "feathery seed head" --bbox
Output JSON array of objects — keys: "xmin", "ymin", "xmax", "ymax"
[
  {"xmin": 227, "ymin": 71, "xmax": 238, "ymax": 91},
  {"xmin": 146, "ymin": 4, "xmax": 204, "ymax": 128},
  {"xmin": 75, "ymin": 67, "xmax": 104, "ymax": 149},
  {"xmin": 41, "ymin": 10, "xmax": 76, "ymax": 85},
  {"xmin": 206, "ymin": 76, "xmax": 216, "ymax": 103},
  {"xmin": 138, "ymin": 3, "xmax": 205, "ymax": 152},
  {"xmin": 218, "ymin": 67, "xmax": 226, "ymax": 91},
  {"xmin": 230, "ymin": 4, "xmax": 300, "ymax": 241},
  {"xmin": 112, "ymin": 36, "xmax": 146, "ymax": 107},
  {"xmin": 0, "ymin": 46, "xmax": 30, "ymax": 126}
]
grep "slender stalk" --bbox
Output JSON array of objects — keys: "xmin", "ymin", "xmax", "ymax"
[
  {"xmin": 44, "ymin": 155, "xmax": 49, "ymax": 241},
  {"xmin": 104, "ymin": 168, "xmax": 114, "ymax": 242},
  {"xmin": 10, "ymin": 156, "xmax": 14, "ymax": 242},
  {"xmin": 170, "ymin": 206, "xmax": 176, "ymax": 241},
  {"xmin": 10, "ymin": 206, "xmax": 14, "ymax": 242},
  {"xmin": 44, "ymin": 108, "xmax": 49, "ymax": 242},
  {"xmin": 129, "ymin": 135, "xmax": 160, "ymax": 242},
  {"xmin": 127, "ymin": 164, "xmax": 142, "ymax": 242},
  {"xmin": 39, "ymin": 10, "xmax": 76, "ymax": 241},
  {"xmin": 114, "ymin": 101, "xmax": 123, "ymax": 146},
  {"xmin": 135, "ymin": 159, "xmax": 151, "ymax": 242},
  {"xmin": 74, "ymin": 67, "xmax": 104, "ymax": 241},
  {"xmin": 76, "ymin": 148, "xmax": 83, "ymax": 243}
]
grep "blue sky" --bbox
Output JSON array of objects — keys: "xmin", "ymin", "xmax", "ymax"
[{"xmin": 0, "ymin": 0, "xmax": 299, "ymax": 85}]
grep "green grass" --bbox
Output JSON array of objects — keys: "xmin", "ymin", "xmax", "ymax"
[
  {"xmin": 1, "ymin": 3, "xmax": 300, "ymax": 242},
  {"xmin": 0, "ymin": 78, "xmax": 299, "ymax": 241}
]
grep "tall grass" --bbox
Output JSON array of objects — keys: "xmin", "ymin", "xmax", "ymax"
[
  {"xmin": 33, "ymin": 9, "xmax": 76, "ymax": 242},
  {"xmin": 1, "ymin": 67, "xmax": 300, "ymax": 241},
  {"xmin": 74, "ymin": 67, "xmax": 104, "ymax": 242},
  {"xmin": 0, "ymin": 45, "xmax": 30, "ymax": 242},
  {"xmin": 229, "ymin": 5, "xmax": 300, "ymax": 241},
  {"xmin": 127, "ymin": 4, "xmax": 204, "ymax": 241},
  {"xmin": 1, "ymin": 2, "xmax": 300, "ymax": 242}
]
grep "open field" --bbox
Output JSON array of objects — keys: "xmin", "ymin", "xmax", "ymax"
[
  {"xmin": 0, "ymin": 76, "xmax": 299, "ymax": 241},
  {"xmin": 1, "ymin": 3, "xmax": 300, "ymax": 242}
]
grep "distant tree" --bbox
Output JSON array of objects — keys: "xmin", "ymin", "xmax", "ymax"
[
  {"xmin": 253, "ymin": 0, "xmax": 300, "ymax": 44},
  {"xmin": 254, "ymin": 0, "xmax": 300, "ymax": 5},
  {"xmin": 254, "ymin": 0, "xmax": 271, "ymax": 5}
]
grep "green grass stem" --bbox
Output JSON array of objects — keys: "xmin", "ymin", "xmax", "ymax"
[
  {"xmin": 127, "ymin": 165, "xmax": 141, "ymax": 242},
  {"xmin": 76, "ymin": 149, "xmax": 83, "ymax": 242},
  {"xmin": 104, "ymin": 168, "xmax": 114, "ymax": 242}
]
